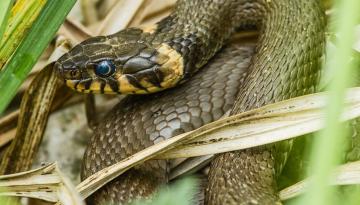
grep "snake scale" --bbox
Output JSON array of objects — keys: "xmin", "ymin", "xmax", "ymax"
[{"xmin": 55, "ymin": 0, "xmax": 325, "ymax": 204}]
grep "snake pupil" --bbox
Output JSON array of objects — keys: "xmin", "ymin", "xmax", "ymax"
[{"xmin": 95, "ymin": 60, "xmax": 116, "ymax": 77}]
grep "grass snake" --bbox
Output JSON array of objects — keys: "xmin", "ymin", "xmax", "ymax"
[{"xmin": 55, "ymin": 0, "xmax": 326, "ymax": 204}]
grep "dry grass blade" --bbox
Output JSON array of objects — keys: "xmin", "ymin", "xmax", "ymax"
[
  {"xmin": 130, "ymin": 0, "xmax": 176, "ymax": 27},
  {"xmin": 76, "ymin": 87, "xmax": 360, "ymax": 199},
  {"xmin": 0, "ymin": 37, "xmax": 72, "ymax": 174},
  {"xmin": 80, "ymin": 0, "xmax": 99, "ymax": 25},
  {"xmin": 58, "ymin": 18, "xmax": 93, "ymax": 44},
  {"xmin": 3, "ymin": 157, "xmax": 359, "ymax": 203},
  {"xmin": 0, "ymin": 129, "xmax": 15, "ymax": 149},
  {"xmin": 127, "ymin": 0, "xmax": 175, "ymax": 27},
  {"xmin": 279, "ymin": 161, "xmax": 360, "ymax": 200},
  {"xmin": 151, "ymin": 87, "xmax": 360, "ymax": 159},
  {"xmin": 0, "ymin": 163, "xmax": 84, "ymax": 205},
  {"xmin": 0, "ymin": 110, "xmax": 18, "ymax": 135},
  {"xmin": 169, "ymin": 155, "xmax": 213, "ymax": 180},
  {"xmin": 0, "ymin": 37, "xmax": 73, "ymax": 150},
  {"xmin": 0, "ymin": 85, "xmax": 73, "ymax": 150},
  {"xmin": 0, "ymin": 63, "xmax": 58, "ymax": 174},
  {"xmin": 96, "ymin": 0, "xmax": 146, "ymax": 35}
]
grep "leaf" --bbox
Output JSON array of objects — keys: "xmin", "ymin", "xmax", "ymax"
[
  {"xmin": 0, "ymin": 38, "xmax": 71, "ymax": 175},
  {"xmin": 280, "ymin": 161, "xmax": 360, "ymax": 200},
  {"xmin": 0, "ymin": 0, "xmax": 47, "ymax": 68},
  {"xmin": 0, "ymin": 163, "xmax": 84, "ymax": 205},
  {"xmin": 2, "ymin": 159, "xmax": 360, "ymax": 203},
  {"xmin": 0, "ymin": 0, "xmax": 14, "ymax": 41},
  {"xmin": 0, "ymin": 0, "xmax": 76, "ymax": 114}
]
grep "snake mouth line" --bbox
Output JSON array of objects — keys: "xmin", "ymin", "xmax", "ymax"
[
  {"xmin": 65, "ymin": 76, "xmax": 178, "ymax": 94},
  {"xmin": 65, "ymin": 66, "xmax": 184, "ymax": 94}
]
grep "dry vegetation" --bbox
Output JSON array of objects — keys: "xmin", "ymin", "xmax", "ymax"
[{"xmin": 0, "ymin": 0, "xmax": 360, "ymax": 205}]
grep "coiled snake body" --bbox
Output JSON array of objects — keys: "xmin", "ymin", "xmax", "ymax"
[{"xmin": 55, "ymin": 0, "xmax": 325, "ymax": 204}]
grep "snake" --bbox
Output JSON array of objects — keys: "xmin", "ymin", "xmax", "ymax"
[{"xmin": 55, "ymin": 0, "xmax": 326, "ymax": 204}]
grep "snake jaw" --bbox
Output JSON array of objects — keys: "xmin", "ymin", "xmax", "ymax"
[
  {"xmin": 65, "ymin": 78, "xmax": 119, "ymax": 94},
  {"xmin": 116, "ymin": 43, "xmax": 185, "ymax": 94},
  {"xmin": 115, "ymin": 43, "xmax": 185, "ymax": 94},
  {"xmin": 156, "ymin": 43, "xmax": 184, "ymax": 89}
]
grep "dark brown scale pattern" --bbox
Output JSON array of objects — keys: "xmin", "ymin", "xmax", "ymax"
[
  {"xmin": 82, "ymin": 44, "xmax": 255, "ymax": 205},
  {"xmin": 206, "ymin": 1, "xmax": 325, "ymax": 204},
  {"xmin": 151, "ymin": 0, "xmax": 249, "ymax": 76}
]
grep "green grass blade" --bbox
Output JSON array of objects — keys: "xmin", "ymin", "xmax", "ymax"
[
  {"xmin": 295, "ymin": 0, "xmax": 360, "ymax": 205},
  {"xmin": 0, "ymin": 0, "xmax": 14, "ymax": 41},
  {"xmin": 0, "ymin": 0, "xmax": 76, "ymax": 114},
  {"xmin": 132, "ymin": 177, "xmax": 197, "ymax": 205},
  {"xmin": 347, "ymin": 187, "xmax": 360, "ymax": 205},
  {"xmin": 0, "ymin": 0, "xmax": 48, "ymax": 69},
  {"xmin": 0, "ymin": 0, "xmax": 14, "ymax": 39}
]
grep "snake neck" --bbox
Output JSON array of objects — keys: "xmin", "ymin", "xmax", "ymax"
[{"xmin": 150, "ymin": 0, "xmax": 257, "ymax": 77}]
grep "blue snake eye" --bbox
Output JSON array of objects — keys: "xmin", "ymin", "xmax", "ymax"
[{"xmin": 94, "ymin": 60, "xmax": 116, "ymax": 77}]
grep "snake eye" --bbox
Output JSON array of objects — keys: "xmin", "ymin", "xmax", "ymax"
[{"xmin": 94, "ymin": 60, "xmax": 116, "ymax": 77}]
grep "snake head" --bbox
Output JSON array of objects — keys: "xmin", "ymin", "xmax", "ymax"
[{"xmin": 55, "ymin": 28, "xmax": 184, "ymax": 94}]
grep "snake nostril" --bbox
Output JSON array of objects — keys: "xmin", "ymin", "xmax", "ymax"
[
  {"xmin": 70, "ymin": 70, "xmax": 79, "ymax": 78},
  {"xmin": 54, "ymin": 61, "xmax": 83, "ymax": 80},
  {"xmin": 62, "ymin": 69, "xmax": 80, "ymax": 79}
]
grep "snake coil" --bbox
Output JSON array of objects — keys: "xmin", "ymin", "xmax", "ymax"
[{"xmin": 56, "ymin": 0, "xmax": 325, "ymax": 204}]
